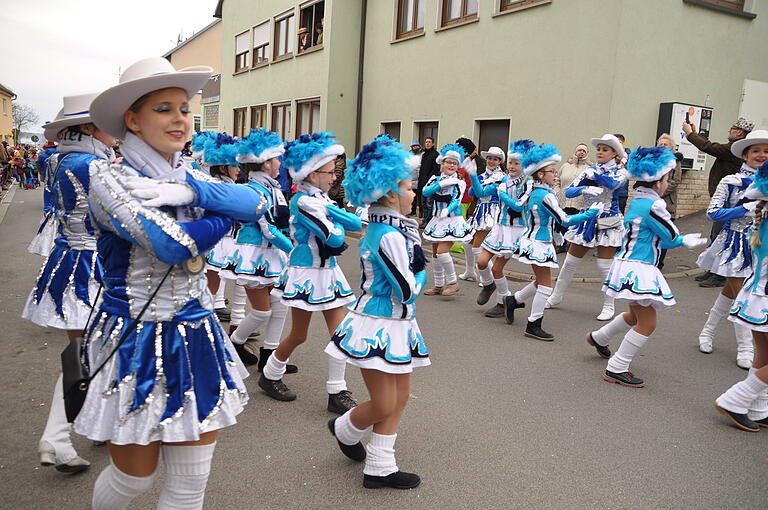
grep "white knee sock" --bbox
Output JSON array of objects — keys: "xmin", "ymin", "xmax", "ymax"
[
  {"xmin": 591, "ymin": 314, "xmax": 632, "ymax": 346},
  {"xmin": 596, "ymin": 258, "xmax": 615, "ymax": 310},
  {"xmin": 514, "ymin": 282, "xmax": 537, "ymax": 303},
  {"xmin": 716, "ymin": 372, "xmax": 768, "ymax": 415},
  {"xmin": 334, "ymin": 409, "xmax": 365, "ymax": 446},
  {"xmin": 437, "ymin": 252, "xmax": 457, "ymax": 284},
  {"xmin": 229, "ymin": 284, "xmax": 247, "ymax": 327},
  {"xmin": 431, "ymin": 258, "xmax": 445, "ymax": 287},
  {"xmin": 528, "ymin": 285, "xmax": 552, "ymax": 322},
  {"xmin": 157, "ymin": 442, "xmax": 216, "ymax": 510},
  {"xmin": 747, "ymin": 368, "xmax": 768, "ymax": 421},
  {"xmin": 363, "ymin": 433, "xmax": 398, "ymax": 477},
  {"xmin": 262, "ymin": 351, "xmax": 288, "ymax": 381},
  {"xmin": 230, "ymin": 309, "xmax": 271, "ymax": 345},
  {"xmin": 494, "ymin": 277, "xmax": 510, "ymax": 304},
  {"xmin": 478, "ymin": 264, "xmax": 493, "ymax": 286},
  {"xmin": 214, "ymin": 279, "xmax": 226, "ymax": 309},
  {"xmin": 326, "ymin": 356, "xmax": 348, "ymax": 394},
  {"xmin": 92, "ymin": 463, "xmax": 156, "ymax": 510},
  {"xmin": 263, "ymin": 294, "xmax": 287, "ymax": 349},
  {"xmin": 734, "ymin": 322, "xmax": 755, "ymax": 362},
  {"xmin": 40, "ymin": 373, "xmax": 77, "ymax": 463},
  {"xmin": 461, "ymin": 244, "xmax": 477, "ymax": 275},
  {"xmin": 606, "ymin": 329, "xmax": 649, "ymax": 373},
  {"xmin": 699, "ymin": 293, "xmax": 732, "ymax": 345},
  {"xmin": 472, "ymin": 247, "xmax": 482, "ymax": 268},
  {"xmin": 550, "ymin": 253, "xmax": 582, "ymax": 304}
]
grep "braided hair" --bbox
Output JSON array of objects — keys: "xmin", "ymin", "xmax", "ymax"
[{"xmin": 751, "ymin": 201, "xmax": 766, "ymax": 248}]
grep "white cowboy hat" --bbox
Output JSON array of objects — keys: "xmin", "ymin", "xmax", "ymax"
[
  {"xmin": 731, "ymin": 129, "xmax": 768, "ymax": 158},
  {"xmin": 480, "ymin": 146, "xmax": 506, "ymax": 162},
  {"xmin": 42, "ymin": 92, "xmax": 99, "ymax": 141},
  {"xmin": 90, "ymin": 57, "xmax": 212, "ymax": 138},
  {"xmin": 590, "ymin": 134, "xmax": 626, "ymax": 161}
]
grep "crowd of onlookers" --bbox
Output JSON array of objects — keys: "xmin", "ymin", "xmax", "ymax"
[{"xmin": 0, "ymin": 140, "xmax": 51, "ymax": 192}]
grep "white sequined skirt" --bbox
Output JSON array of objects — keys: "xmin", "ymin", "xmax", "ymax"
[
  {"xmin": 697, "ymin": 228, "xmax": 752, "ymax": 278},
  {"xmin": 27, "ymin": 214, "xmax": 58, "ymax": 256}
]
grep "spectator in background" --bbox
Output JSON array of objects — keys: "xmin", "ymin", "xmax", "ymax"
[
  {"xmin": 683, "ymin": 116, "xmax": 753, "ymax": 287},
  {"xmin": 314, "ymin": 19, "xmax": 324, "ymax": 45},
  {"xmin": 409, "ymin": 141, "xmax": 423, "ymax": 216},
  {"xmin": 614, "ymin": 133, "xmax": 630, "ymax": 213},
  {"xmin": 298, "ymin": 27, "xmax": 311, "ymax": 52},
  {"xmin": 557, "ymin": 143, "xmax": 593, "ymax": 212},
  {"xmin": 656, "ymin": 133, "xmax": 684, "ymax": 270},
  {"xmin": 327, "ymin": 153, "xmax": 346, "ymax": 207},
  {"xmin": 418, "ymin": 136, "xmax": 440, "ymax": 228}
]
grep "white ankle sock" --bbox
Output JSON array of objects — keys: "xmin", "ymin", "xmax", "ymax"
[
  {"xmin": 326, "ymin": 356, "xmax": 348, "ymax": 394},
  {"xmin": 606, "ymin": 329, "xmax": 649, "ymax": 373},
  {"xmin": 478, "ymin": 264, "xmax": 493, "ymax": 286},
  {"xmin": 528, "ymin": 285, "xmax": 552, "ymax": 322},
  {"xmin": 550, "ymin": 253, "xmax": 581, "ymax": 303},
  {"xmin": 229, "ymin": 285, "xmax": 247, "ymax": 327},
  {"xmin": 591, "ymin": 314, "xmax": 632, "ymax": 346},
  {"xmin": 364, "ymin": 433, "xmax": 398, "ymax": 477},
  {"xmin": 92, "ymin": 463, "xmax": 156, "ymax": 510},
  {"xmin": 494, "ymin": 277, "xmax": 510, "ymax": 304},
  {"xmin": 432, "ymin": 258, "xmax": 445, "ymax": 287},
  {"xmin": 214, "ymin": 279, "xmax": 226, "ymax": 309},
  {"xmin": 263, "ymin": 294, "xmax": 287, "ymax": 349},
  {"xmin": 747, "ymin": 368, "xmax": 768, "ymax": 421},
  {"xmin": 717, "ymin": 372, "xmax": 768, "ymax": 415},
  {"xmin": 334, "ymin": 410, "xmax": 365, "ymax": 446},
  {"xmin": 40, "ymin": 373, "xmax": 78, "ymax": 463},
  {"xmin": 700, "ymin": 293, "xmax": 732, "ymax": 344},
  {"xmin": 230, "ymin": 309, "xmax": 271, "ymax": 345},
  {"xmin": 437, "ymin": 252, "xmax": 457, "ymax": 284},
  {"xmin": 262, "ymin": 351, "xmax": 288, "ymax": 381},
  {"xmin": 157, "ymin": 442, "xmax": 216, "ymax": 510},
  {"xmin": 514, "ymin": 282, "xmax": 537, "ymax": 303}
]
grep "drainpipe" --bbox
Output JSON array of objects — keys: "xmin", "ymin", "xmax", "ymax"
[{"xmin": 354, "ymin": 0, "xmax": 367, "ymax": 154}]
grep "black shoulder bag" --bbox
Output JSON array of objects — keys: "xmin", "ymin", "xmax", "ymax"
[{"xmin": 61, "ymin": 266, "xmax": 173, "ymax": 423}]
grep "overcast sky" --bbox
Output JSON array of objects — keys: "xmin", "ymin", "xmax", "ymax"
[{"xmin": 0, "ymin": 0, "xmax": 218, "ymax": 131}]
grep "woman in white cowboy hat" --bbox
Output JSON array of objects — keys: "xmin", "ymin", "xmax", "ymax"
[
  {"xmin": 696, "ymin": 129, "xmax": 768, "ymax": 370},
  {"xmin": 21, "ymin": 92, "xmax": 116, "ymax": 475},
  {"xmin": 547, "ymin": 134, "xmax": 629, "ymax": 321},
  {"xmin": 75, "ymin": 57, "xmax": 268, "ymax": 509}
]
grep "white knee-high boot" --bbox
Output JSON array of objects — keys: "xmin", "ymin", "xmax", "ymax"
[
  {"xmin": 734, "ymin": 322, "xmax": 755, "ymax": 369},
  {"xmin": 157, "ymin": 443, "xmax": 216, "ymax": 510},
  {"xmin": 459, "ymin": 245, "xmax": 479, "ymax": 281},
  {"xmin": 699, "ymin": 293, "xmax": 732, "ymax": 353},
  {"xmin": 548, "ymin": 253, "xmax": 582, "ymax": 307},
  {"xmin": 39, "ymin": 373, "xmax": 80, "ymax": 464},
  {"xmin": 596, "ymin": 258, "xmax": 615, "ymax": 321},
  {"xmin": 92, "ymin": 463, "xmax": 157, "ymax": 510}
]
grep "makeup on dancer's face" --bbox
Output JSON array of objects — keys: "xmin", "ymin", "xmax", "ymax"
[
  {"xmin": 595, "ymin": 144, "xmax": 617, "ymax": 164},
  {"xmin": 507, "ymin": 158, "xmax": 522, "ymax": 176},
  {"xmin": 125, "ymin": 87, "xmax": 191, "ymax": 160},
  {"xmin": 441, "ymin": 158, "xmax": 458, "ymax": 175},
  {"xmin": 486, "ymin": 155, "xmax": 501, "ymax": 169},
  {"xmin": 744, "ymin": 144, "xmax": 768, "ymax": 169}
]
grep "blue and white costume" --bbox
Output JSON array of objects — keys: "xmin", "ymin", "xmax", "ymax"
[
  {"xmin": 468, "ymin": 168, "xmax": 504, "ymax": 232},
  {"xmin": 697, "ymin": 163, "xmax": 755, "ymax": 278},
  {"xmin": 28, "ymin": 147, "xmax": 60, "ymax": 256},
  {"xmin": 731, "ymin": 210, "xmax": 768, "ymax": 330},
  {"xmin": 326, "ymin": 205, "xmax": 430, "ymax": 373},
  {"xmin": 275, "ymin": 181, "xmax": 359, "ymax": 311},
  {"xmin": 422, "ymin": 173, "xmax": 473, "ymax": 242},
  {"xmin": 204, "ymin": 173, "xmax": 238, "ymax": 273},
  {"xmin": 74, "ymin": 133, "xmax": 266, "ymax": 445},
  {"xmin": 564, "ymin": 159, "xmax": 628, "ymax": 248},
  {"xmin": 482, "ymin": 174, "xmax": 529, "ymax": 257},
  {"xmin": 22, "ymin": 137, "xmax": 112, "ymax": 329}
]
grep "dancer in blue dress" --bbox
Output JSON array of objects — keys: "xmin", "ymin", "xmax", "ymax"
[
  {"xmin": 586, "ymin": 147, "xmax": 707, "ymax": 387},
  {"xmin": 326, "ymin": 134, "xmax": 428, "ymax": 489}
]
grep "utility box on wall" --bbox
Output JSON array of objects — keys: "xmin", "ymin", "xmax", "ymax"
[{"xmin": 657, "ymin": 102, "xmax": 714, "ymax": 171}]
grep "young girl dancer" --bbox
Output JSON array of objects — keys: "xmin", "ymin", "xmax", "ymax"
[
  {"xmin": 586, "ymin": 147, "xmax": 707, "ymax": 387},
  {"xmin": 422, "ymin": 144, "xmax": 473, "ymax": 296},
  {"xmin": 696, "ymin": 131, "xmax": 766, "ymax": 369},
  {"xmin": 259, "ymin": 132, "xmax": 362, "ymax": 414},
  {"xmin": 547, "ymin": 134, "xmax": 629, "ymax": 321},
  {"xmin": 475, "ymin": 140, "xmax": 535, "ymax": 317},
  {"xmin": 326, "ymin": 134, "xmax": 428, "ymax": 489},
  {"xmin": 459, "ymin": 146, "xmax": 505, "ymax": 282},
  {"xmin": 22, "ymin": 93, "xmax": 115, "ymax": 474},
  {"xmin": 78, "ymin": 57, "xmax": 267, "ymax": 509},
  {"xmin": 505, "ymin": 144, "xmax": 601, "ymax": 340},
  {"xmin": 717, "ymin": 155, "xmax": 768, "ymax": 432}
]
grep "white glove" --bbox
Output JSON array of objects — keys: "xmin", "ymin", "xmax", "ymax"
[
  {"xmin": 682, "ymin": 233, "xmax": 707, "ymax": 248},
  {"xmin": 462, "ymin": 157, "xmax": 477, "ymax": 176},
  {"xmin": 438, "ymin": 177, "xmax": 461, "ymax": 189},
  {"xmin": 588, "ymin": 201, "xmax": 605, "ymax": 212},
  {"xmin": 743, "ymin": 201, "xmax": 759, "ymax": 212},
  {"xmin": 582, "ymin": 186, "xmax": 602, "ymax": 197},
  {"xmin": 125, "ymin": 176, "xmax": 196, "ymax": 208},
  {"xmin": 439, "ymin": 208, "xmax": 450, "ymax": 218}
]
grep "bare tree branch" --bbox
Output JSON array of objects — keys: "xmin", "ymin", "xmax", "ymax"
[{"xmin": 12, "ymin": 102, "xmax": 39, "ymax": 143}]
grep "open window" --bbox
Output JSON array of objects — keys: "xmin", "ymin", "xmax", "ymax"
[
  {"xmin": 252, "ymin": 22, "xmax": 270, "ymax": 67},
  {"xmin": 298, "ymin": 1, "xmax": 324, "ymax": 53}
]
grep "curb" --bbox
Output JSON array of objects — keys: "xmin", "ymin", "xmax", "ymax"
[{"xmin": 0, "ymin": 183, "xmax": 19, "ymax": 226}]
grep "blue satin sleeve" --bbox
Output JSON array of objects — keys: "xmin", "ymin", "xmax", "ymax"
[
  {"xmin": 498, "ymin": 189, "xmax": 524, "ymax": 211},
  {"xmin": 185, "ymin": 173, "xmax": 264, "ymax": 222},
  {"xmin": 593, "ymin": 172, "xmax": 623, "ymax": 190},
  {"xmin": 469, "ymin": 174, "xmax": 496, "ymax": 198},
  {"xmin": 265, "ymin": 223, "xmax": 294, "ymax": 253},
  {"xmin": 565, "ymin": 185, "xmax": 586, "ymax": 198},
  {"xmin": 325, "ymin": 205, "xmax": 363, "ymax": 232},
  {"xmin": 707, "ymin": 206, "xmax": 748, "ymax": 222},
  {"xmin": 422, "ymin": 179, "xmax": 440, "ymax": 197}
]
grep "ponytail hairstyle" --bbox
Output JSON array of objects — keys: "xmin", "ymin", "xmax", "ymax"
[{"xmin": 751, "ymin": 201, "xmax": 766, "ymax": 248}]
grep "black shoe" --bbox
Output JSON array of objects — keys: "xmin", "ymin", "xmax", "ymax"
[
  {"xmin": 694, "ymin": 271, "xmax": 712, "ymax": 282},
  {"xmin": 586, "ymin": 332, "xmax": 611, "ymax": 359},
  {"xmin": 257, "ymin": 347, "xmax": 298, "ymax": 374},
  {"xmin": 477, "ymin": 282, "xmax": 496, "ymax": 306},
  {"xmin": 713, "ymin": 403, "xmax": 761, "ymax": 432},
  {"xmin": 215, "ymin": 307, "xmax": 231, "ymax": 322},
  {"xmin": 258, "ymin": 374, "xmax": 297, "ymax": 401},
  {"xmin": 603, "ymin": 370, "xmax": 644, "ymax": 388},
  {"xmin": 524, "ymin": 317, "xmax": 554, "ymax": 341},
  {"xmin": 248, "ymin": 331, "xmax": 261, "ymax": 340},
  {"xmin": 503, "ymin": 294, "xmax": 525, "ymax": 324},
  {"xmin": 234, "ymin": 342, "xmax": 259, "ymax": 366},
  {"xmin": 328, "ymin": 390, "xmax": 357, "ymax": 415},
  {"xmin": 484, "ymin": 303, "xmax": 505, "ymax": 318},
  {"xmin": 755, "ymin": 416, "xmax": 768, "ymax": 428},
  {"xmin": 363, "ymin": 471, "xmax": 421, "ymax": 490},
  {"xmin": 699, "ymin": 274, "xmax": 726, "ymax": 288},
  {"xmin": 327, "ymin": 419, "xmax": 366, "ymax": 462}
]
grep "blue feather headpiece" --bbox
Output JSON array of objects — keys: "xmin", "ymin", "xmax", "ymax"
[
  {"xmin": 283, "ymin": 131, "xmax": 345, "ymax": 181},
  {"xmin": 745, "ymin": 160, "xmax": 768, "ymax": 200},
  {"xmin": 235, "ymin": 128, "xmax": 284, "ymax": 164},
  {"xmin": 202, "ymin": 133, "xmax": 238, "ymax": 167},
  {"xmin": 343, "ymin": 134, "xmax": 416, "ymax": 207},
  {"xmin": 626, "ymin": 146, "xmax": 676, "ymax": 182},
  {"xmin": 437, "ymin": 143, "xmax": 467, "ymax": 165},
  {"xmin": 521, "ymin": 143, "xmax": 562, "ymax": 176},
  {"xmin": 508, "ymin": 139, "xmax": 535, "ymax": 160},
  {"xmin": 191, "ymin": 131, "xmax": 216, "ymax": 164}
]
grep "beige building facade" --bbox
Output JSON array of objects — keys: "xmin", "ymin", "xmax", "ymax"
[
  {"xmin": 217, "ymin": 0, "xmax": 768, "ymax": 217},
  {"xmin": 0, "ymin": 83, "xmax": 15, "ymax": 143}
]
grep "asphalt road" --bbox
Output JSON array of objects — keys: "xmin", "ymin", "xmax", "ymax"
[{"xmin": 1, "ymin": 186, "xmax": 765, "ymax": 509}]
